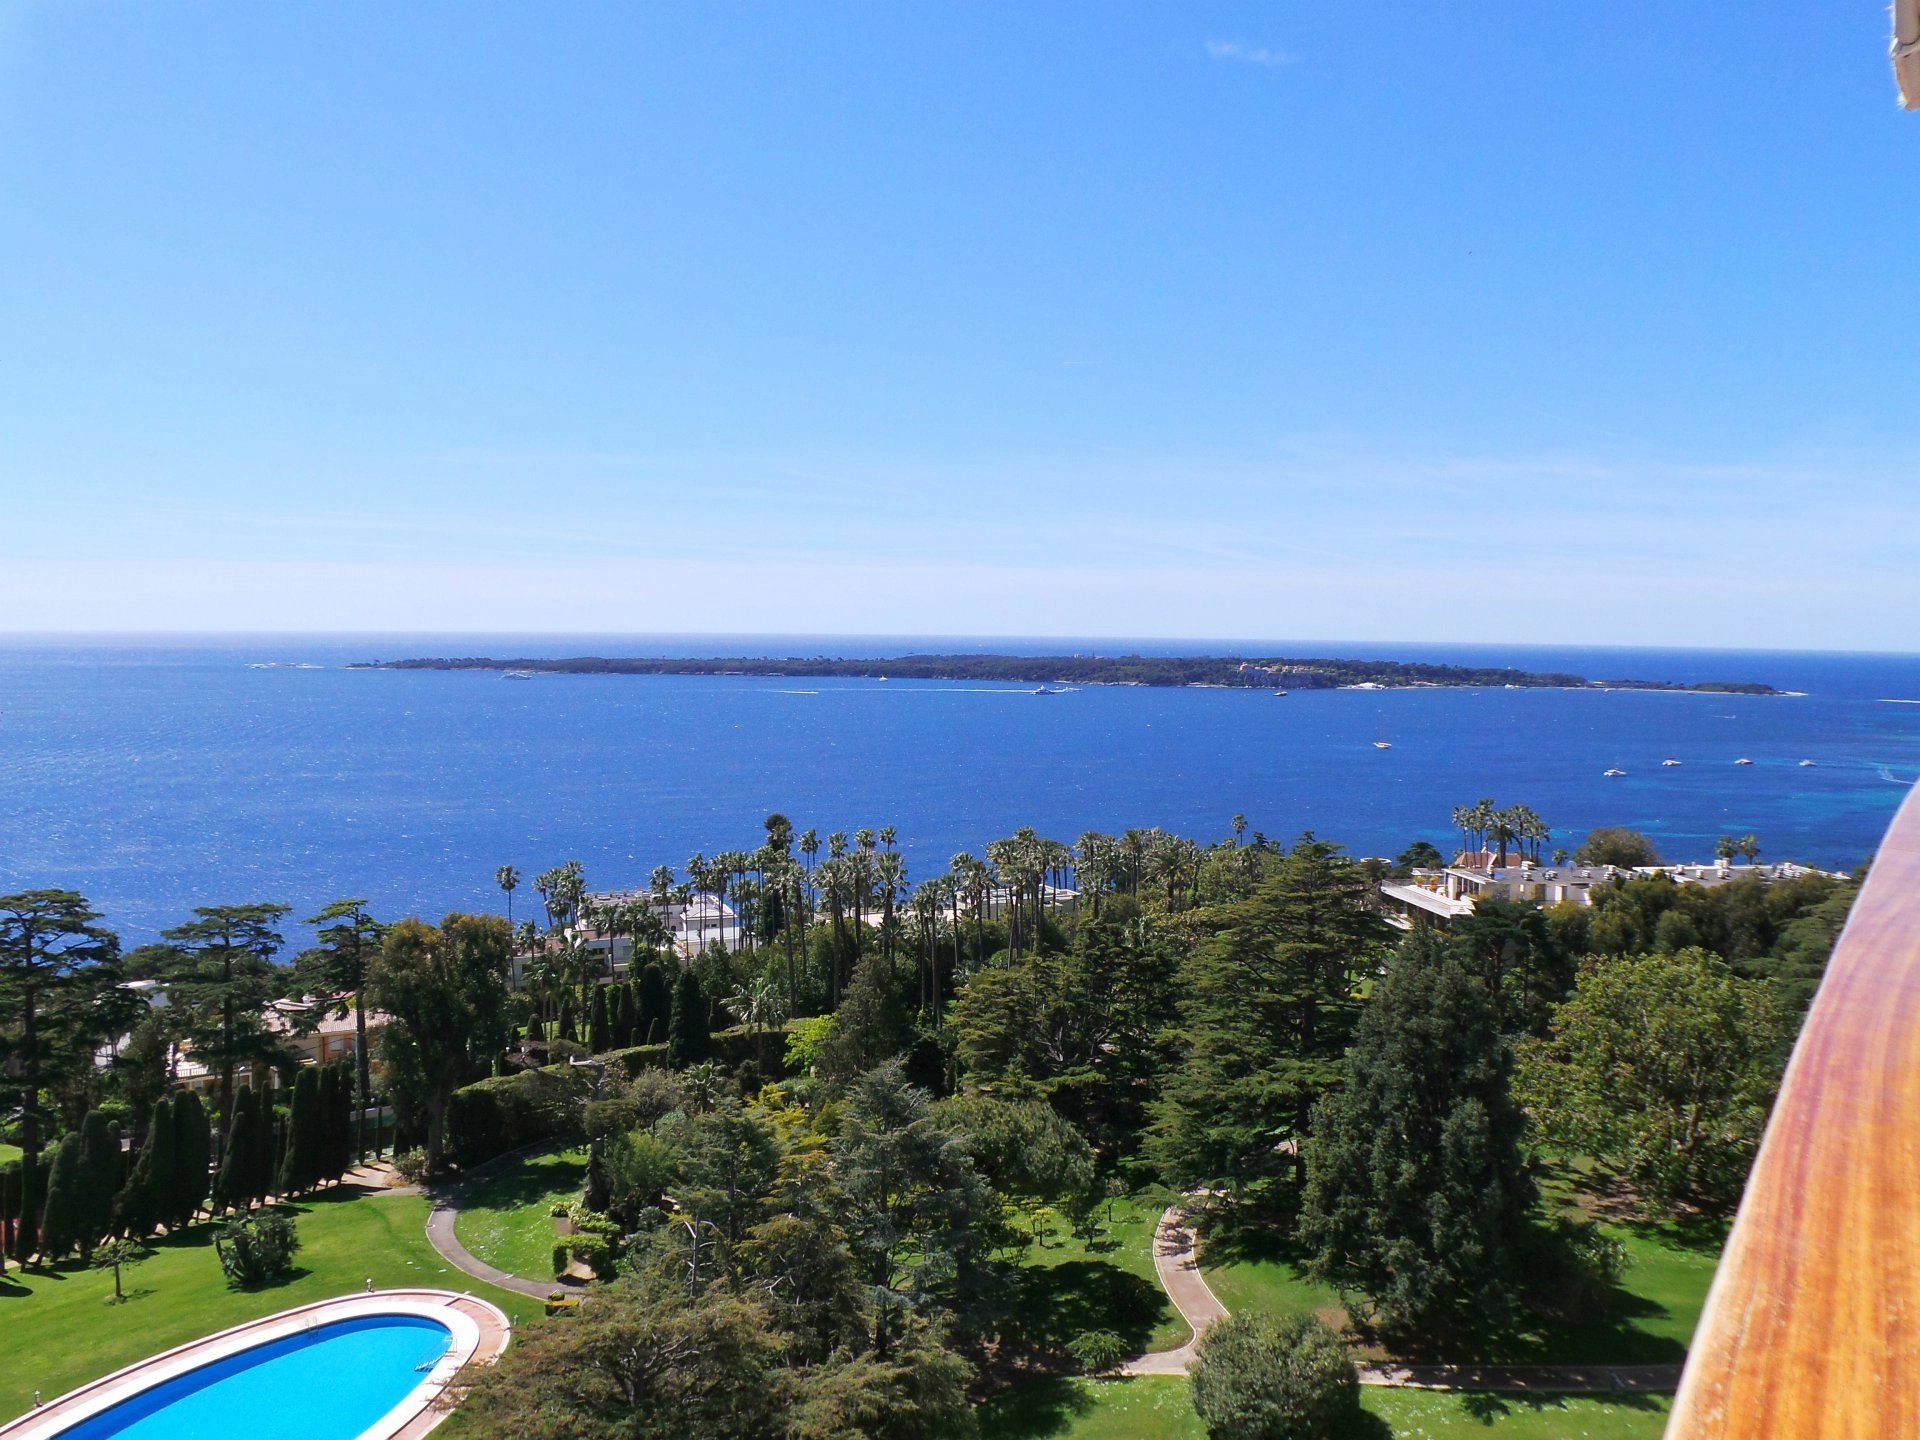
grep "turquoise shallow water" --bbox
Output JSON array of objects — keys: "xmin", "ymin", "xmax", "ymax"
[
  {"xmin": 50, "ymin": 1315, "xmax": 451, "ymax": 1440},
  {"xmin": 1, "ymin": 635, "xmax": 1916, "ymax": 944}
]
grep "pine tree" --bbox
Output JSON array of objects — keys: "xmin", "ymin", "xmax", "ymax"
[
  {"xmin": 817, "ymin": 953, "xmax": 910, "ymax": 1081},
  {"xmin": 280, "ymin": 1068, "xmax": 321, "ymax": 1196},
  {"xmin": 636, "ymin": 964, "xmax": 669, "ymax": 1046},
  {"xmin": 668, "ymin": 967, "xmax": 711, "ymax": 1068},
  {"xmin": 172, "ymin": 1091, "xmax": 212, "ymax": 1225},
  {"xmin": 589, "ymin": 985, "xmax": 611, "ymax": 1054},
  {"xmin": 1150, "ymin": 836, "xmax": 1388, "ymax": 1201},
  {"xmin": 1301, "ymin": 928, "xmax": 1536, "ymax": 1342}
]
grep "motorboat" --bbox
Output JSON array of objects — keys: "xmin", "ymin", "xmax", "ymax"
[
  {"xmin": 1604, "ymin": 767, "xmax": 1626, "ymax": 777},
  {"xmin": 1800, "ymin": 759, "xmax": 1817, "ymax": 767},
  {"xmin": 1662, "ymin": 758, "xmax": 1682, "ymax": 767},
  {"xmin": 1735, "ymin": 757, "xmax": 1754, "ymax": 765}
]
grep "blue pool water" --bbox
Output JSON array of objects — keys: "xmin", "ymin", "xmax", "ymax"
[
  {"xmin": 2, "ymin": 634, "xmax": 1917, "ymax": 945},
  {"xmin": 51, "ymin": 1315, "xmax": 452, "ymax": 1440}
]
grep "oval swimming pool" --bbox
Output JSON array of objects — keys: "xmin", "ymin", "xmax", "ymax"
[{"xmin": 47, "ymin": 1315, "xmax": 454, "ymax": 1440}]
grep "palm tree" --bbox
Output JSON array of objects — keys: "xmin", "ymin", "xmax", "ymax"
[
  {"xmin": 1715, "ymin": 835, "xmax": 1738, "ymax": 868},
  {"xmin": 725, "ymin": 978, "xmax": 787, "ymax": 1070},
  {"xmin": 1231, "ymin": 814, "xmax": 1248, "ymax": 846},
  {"xmin": 876, "ymin": 851, "xmax": 906, "ymax": 977},
  {"xmin": 1737, "ymin": 833, "xmax": 1762, "ymax": 868},
  {"xmin": 496, "ymin": 865, "xmax": 520, "ymax": 925}
]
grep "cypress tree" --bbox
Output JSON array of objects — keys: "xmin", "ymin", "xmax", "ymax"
[
  {"xmin": 326, "ymin": 1063, "xmax": 352, "ymax": 1181},
  {"xmin": 613, "ymin": 984, "xmax": 636, "ymax": 1048},
  {"xmin": 77, "ymin": 1112, "xmax": 120, "ymax": 1259},
  {"xmin": 118, "ymin": 1094, "xmax": 178, "ymax": 1238},
  {"xmin": 280, "ymin": 1069, "xmax": 321, "ymax": 1196},
  {"xmin": 667, "ymin": 967, "xmax": 711, "ymax": 1068},
  {"xmin": 250, "ymin": 1074, "xmax": 279, "ymax": 1203},
  {"xmin": 215, "ymin": 1088, "xmax": 255, "ymax": 1211},
  {"xmin": 636, "ymin": 963, "xmax": 668, "ymax": 1046},
  {"xmin": 589, "ymin": 985, "xmax": 611, "ymax": 1054},
  {"xmin": 173, "ymin": 1091, "xmax": 212, "ymax": 1225},
  {"xmin": 38, "ymin": 1131, "xmax": 86, "ymax": 1259},
  {"xmin": 557, "ymin": 994, "xmax": 577, "ymax": 1043}
]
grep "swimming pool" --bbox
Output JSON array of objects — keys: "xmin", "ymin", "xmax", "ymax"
[{"xmin": 37, "ymin": 1315, "xmax": 453, "ymax": 1440}]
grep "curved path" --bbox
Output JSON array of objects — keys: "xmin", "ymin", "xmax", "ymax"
[
  {"xmin": 1121, "ymin": 1205, "xmax": 1682, "ymax": 1393},
  {"xmin": 422, "ymin": 1146, "xmax": 575, "ymax": 1301}
]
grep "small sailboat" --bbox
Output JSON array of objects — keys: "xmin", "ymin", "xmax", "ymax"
[
  {"xmin": 1604, "ymin": 767, "xmax": 1626, "ymax": 777},
  {"xmin": 1735, "ymin": 757, "xmax": 1754, "ymax": 766},
  {"xmin": 1372, "ymin": 717, "xmax": 1392, "ymax": 749}
]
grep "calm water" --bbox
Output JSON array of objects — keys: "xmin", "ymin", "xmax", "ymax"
[
  {"xmin": 2, "ymin": 635, "xmax": 1917, "ymax": 945},
  {"xmin": 51, "ymin": 1315, "xmax": 450, "ymax": 1440}
]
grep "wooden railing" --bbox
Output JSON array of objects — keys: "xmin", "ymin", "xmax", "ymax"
[{"xmin": 1666, "ymin": 784, "xmax": 1920, "ymax": 1437}]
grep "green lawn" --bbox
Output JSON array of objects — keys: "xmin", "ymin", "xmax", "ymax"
[
  {"xmin": 0, "ymin": 1142, "xmax": 20, "ymax": 1167},
  {"xmin": 979, "ymin": 1376, "xmax": 1671, "ymax": 1440},
  {"xmin": 451, "ymin": 1148, "xmax": 587, "ymax": 1281},
  {"xmin": 1199, "ymin": 1219, "xmax": 1718, "ymax": 1366},
  {"xmin": 1005, "ymin": 1196, "xmax": 1189, "ymax": 1356},
  {"xmin": 0, "ymin": 1187, "xmax": 536, "ymax": 1424}
]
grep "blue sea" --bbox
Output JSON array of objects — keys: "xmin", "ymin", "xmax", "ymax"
[{"xmin": 3, "ymin": 635, "xmax": 1917, "ymax": 946}]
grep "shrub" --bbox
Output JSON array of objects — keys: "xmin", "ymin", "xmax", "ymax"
[
  {"xmin": 552, "ymin": 1241, "xmax": 571, "ymax": 1277},
  {"xmin": 1189, "ymin": 1313, "xmax": 1356, "ymax": 1440},
  {"xmin": 569, "ymin": 1234, "xmax": 616, "ymax": 1280},
  {"xmin": 392, "ymin": 1149, "xmax": 431, "ymax": 1185},
  {"xmin": 1067, "ymin": 1329, "xmax": 1130, "ymax": 1376},
  {"xmin": 544, "ymin": 1294, "xmax": 581, "ymax": 1316},
  {"xmin": 214, "ymin": 1210, "xmax": 301, "ymax": 1290},
  {"xmin": 583, "ymin": 1098, "xmax": 639, "ymax": 1142}
]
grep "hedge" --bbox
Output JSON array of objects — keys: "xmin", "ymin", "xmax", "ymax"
[
  {"xmin": 445, "ymin": 1066, "xmax": 593, "ymax": 1169},
  {"xmin": 448, "ymin": 1023, "xmax": 799, "ymax": 1167}
]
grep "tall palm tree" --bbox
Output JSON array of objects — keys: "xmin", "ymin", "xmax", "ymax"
[
  {"xmin": 1737, "ymin": 833, "xmax": 1762, "ymax": 868},
  {"xmin": 496, "ymin": 865, "xmax": 520, "ymax": 926},
  {"xmin": 876, "ymin": 851, "xmax": 906, "ymax": 977}
]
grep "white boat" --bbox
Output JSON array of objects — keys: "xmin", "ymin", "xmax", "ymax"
[
  {"xmin": 1662, "ymin": 758, "xmax": 1682, "ymax": 767},
  {"xmin": 1800, "ymin": 759, "xmax": 1817, "ymax": 767},
  {"xmin": 1373, "ymin": 740, "xmax": 1393, "ymax": 750},
  {"xmin": 1736, "ymin": 757, "xmax": 1754, "ymax": 766},
  {"xmin": 1272, "ymin": 689, "xmax": 1288, "ymax": 697},
  {"xmin": 502, "ymin": 671, "xmax": 535, "ymax": 680},
  {"xmin": 1604, "ymin": 768, "xmax": 1627, "ymax": 777}
]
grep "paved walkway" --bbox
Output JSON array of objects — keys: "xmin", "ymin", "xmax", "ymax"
[
  {"xmin": 1121, "ymin": 1207, "xmax": 1230, "ymax": 1375},
  {"xmin": 1119, "ymin": 1204, "xmax": 1683, "ymax": 1394},
  {"xmin": 421, "ymin": 1146, "xmax": 573, "ymax": 1301}
]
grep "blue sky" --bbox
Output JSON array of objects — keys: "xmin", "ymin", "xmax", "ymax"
[{"xmin": 1, "ymin": 2, "xmax": 1916, "ymax": 647}]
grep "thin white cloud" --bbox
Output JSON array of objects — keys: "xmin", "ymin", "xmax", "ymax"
[{"xmin": 1205, "ymin": 39, "xmax": 1295, "ymax": 68}]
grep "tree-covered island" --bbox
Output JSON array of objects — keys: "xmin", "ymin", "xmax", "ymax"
[{"xmin": 355, "ymin": 652, "xmax": 1779, "ymax": 694}]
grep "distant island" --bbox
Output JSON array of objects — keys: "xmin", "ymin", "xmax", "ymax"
[{"xmin": 353, "ymin": 653, "xmax": 1779, "ymax": 694}]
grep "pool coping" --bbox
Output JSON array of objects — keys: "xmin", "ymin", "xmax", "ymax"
[{"xmin": 0, "ymin": 1288, "xmax": 512, "ymax": 1440}]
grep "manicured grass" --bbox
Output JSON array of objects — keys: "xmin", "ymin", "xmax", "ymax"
[
  {"xmin": 1198, "ymin": 1219, "xmax": 1718, "ymax": 1366},
  {"xmin": 979, "ymin": 1377, "xmax": 1671, "ymax": 1440},
  {"xmin": 451, "ymin": 1147, "xmax": 587, "ymax": 1281},
  {"xmin": 0, "ymin": 1142, "xmax": 20, "ymax": 1165},
  {"xmin": 1006, "ymin": 1196, "xmax": 1189, "ymax": 1356},
  {"xmin": 1364, "ymin": 1387, "xmax": 1671, "ymax": 1438},
  {"xmin": 0, "ymin": 1187, "xmax": 536, "ymax": 1424},
  {"xmin": 1200, "ymin": 1226, "xmax": 1347, "ymax": 1330}
]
